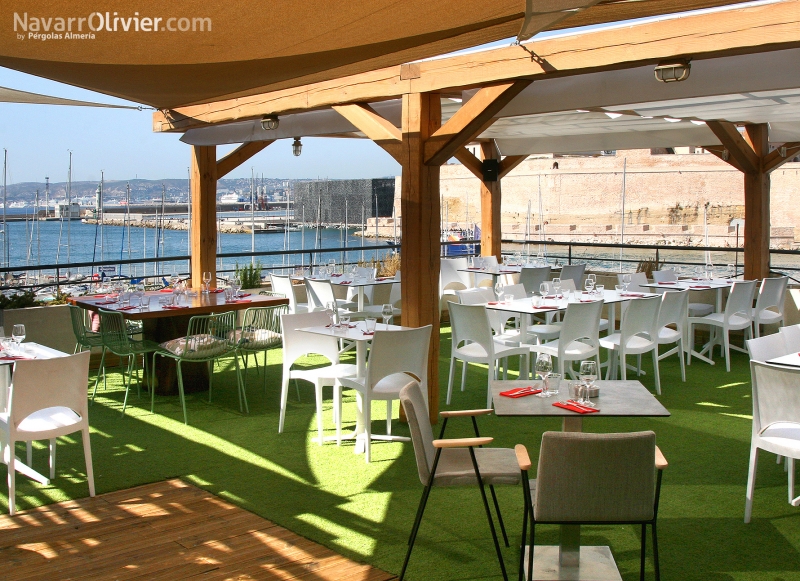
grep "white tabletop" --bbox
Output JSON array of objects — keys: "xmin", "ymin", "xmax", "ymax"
[
  {"xmin": 459, "ymin": 266, "xmax": 522, "ymax": 275},
  {"xmin": 484, "ymin": 289, "xmax": 659, "ymax": 315},
  {"xmin": 640, "ymin": 279, "xmax": 736, "ymax": 291},
  {"xmin": 0, "ymin": 342, "xmax": 69, "ymax": 364},
  {"xmin": 766, "ymin": 352, "xmax": 800, "ymax": 368},
  {"xmin": 329, "ymin": 276, "xmax": 396, "ymax": 287},
  {"xmin": 298, "ymin": 320, "xmax": 408, "ymax": 342}
]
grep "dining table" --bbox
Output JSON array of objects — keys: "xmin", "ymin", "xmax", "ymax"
[
  {"xmin": 71, "ymin": 291, "xmax": 288, "ymax": 395},
  {"xmin": 491, "ymin": 378, "xmax": 669, "ymax": 580},
  {"xmin": 298, "ymin": 319, "xmax": 409, "ymax": 453},
  {"xmin": 291, "ymin": 275, "xmax": 396, "ymax": 311}
]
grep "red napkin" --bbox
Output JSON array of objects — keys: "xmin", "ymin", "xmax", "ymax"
[
  {"xmin": 331, "ymin": 274, "xmax": 343, "ymax": 277},
  {"xmin": 362, "ymin": 331, "xmax": 375, "ymax": 336},
  {"xmin": 621, "ymin": 293, "xmax": 645, "ymax": 297},
  {"xmin": 657, "ymin": 281, "xmax": 677, "ymax": 285},
  {"xmin": 500, "ymin": 270, "xmax": 516, "ymax": 274},
  {"xmin": 690, "ymin": 285, "xmax": 711, "ymax": 289},
  {"xmin": 0, "ymin": 355, "xmax": 30, "ymax": 361},
  {"xmin": 162, "ymin": 305, "xmax": 188, "ymax": 310},
  {"xmin": 209, "ymin": 288, "xmax": 225, "ymax": 293},
  {"xmin": 536, "ymin": 305, "xmax": 559, "ymax": 310},
  {"xmin": 579, "ymin": 299, "xmax": 597, "ymax": 303},
  {"xmin": 487, "ymin": 301, "xmax": 499, "ymax": 305},
  {"xmin": 553, "ymin": 401, "xmax": 600, "ymax": 414},
  {"xmin": 500, "ymin": 386, "xmax": 542, "ymax": 398},
  {"xmin": 376, "ymin": 277, "xmax": 392, "ymax": 281},
  {"xmin": 89, "ymin": 294, "xmax": 110, "ymax": 299},
  {"xmin": 94, "ymin": 300, "xmax": 117, "ymax": 305},
  {"xmin": 227, "ymin": 299, "xmax": 252, "ymax": 304},
  {"xmin": 115, "ymin": 305, "xmax": 137, "ymax": 311},
  {"xmin": 159, "ymin": 288, "xmax": 174, "ymax": 292},
  {"xmin": 544, "ymin": 295, "xmax": 559, "ymax": 299},
  {"xmin": 238, "ymin": 293, "xmax": 251, "ymax": 297},
  {"xmin": 338, "ymin": 281, "xmax": 352, "ymax": 285},
  {"xmin": 467, "ymin": 267, "xmax": 482, "ymax": 270}
]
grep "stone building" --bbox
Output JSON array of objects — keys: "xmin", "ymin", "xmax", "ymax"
[{"xmin": 293, "ymin": 178, "xmax": 395, "ymax": 225}]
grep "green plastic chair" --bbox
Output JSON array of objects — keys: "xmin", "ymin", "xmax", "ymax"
[
  {"xmin": 94, "ymin": 309, "xmax": 161, "ymax": 416},
  {"xmin": 156, "ymin": 311, "xmax": 244, "ymax": 424},
  {"xmin": 236, "ymin": 304, "xmax": 287, "ymax": 394}
]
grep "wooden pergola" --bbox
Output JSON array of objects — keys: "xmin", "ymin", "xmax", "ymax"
[{"xmin": 154, "ymin": 0, "xmax": 800, "ymax": 420}]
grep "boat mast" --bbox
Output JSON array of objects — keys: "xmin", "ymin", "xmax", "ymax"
[
  {"xmin": 100, "ymin": 170, "xmax": 104, "ymax": 262},
  {"xmin": 126, "ymin": 182, "xmax": 131, "ymax": 274},
  {"xmin": 2, "ymin": 148, "xmax": 7, "ymax": 270},
  {"xmin": 250, "ymin": 167, "xmax": 255, "ymax": 265},
  {"xmin": 67, "ymin": 151, "xmax": 72, "ymax": 269}
]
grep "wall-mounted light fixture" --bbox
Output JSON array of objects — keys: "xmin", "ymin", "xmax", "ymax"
[
  {"xmin": 779, "ymin": 146, "xmax": 787, "ymax": 158},
  {"xmin": 654, "ymin": 59, "xmax": 691, "ymax": 83},
  {"xmin": 722, "ymin": 149, "xmax": 729, "ymax": 162},
  {"xmin": 260, "ymin": 115, "xmax": 279, "ymax": 131},
  {"xmin": 292, "ymin": 137, "xmax": 302, "ymax": 157}
]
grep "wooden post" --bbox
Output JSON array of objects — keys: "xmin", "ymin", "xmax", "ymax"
[
  {"xmin": 479, "ymin": 141, "xmax": 502, "ymax": 260},
  {"xmin": 400, "ymin": 93, "xmax": 442, "ymax": 423},
  {"xmin": 190, "ymin": 145, "xmax": 217, "ymax": 288},
  {"xmin": 743, "ymin": 124, "xmax": 770, "ymax": 280}
]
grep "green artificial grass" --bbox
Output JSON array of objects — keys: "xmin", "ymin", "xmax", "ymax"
[{"xmin": 4, "ymin": 328, "xmax": 800, "ymax": 581}]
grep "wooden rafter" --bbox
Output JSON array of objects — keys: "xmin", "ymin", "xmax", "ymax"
[
  {"xmin": 424, "ymin": 81, "xmax": 530, "ymax": 166},
  {"xmin": 332, "ymin": 104, "xmax": 402, "ymax": 163},
  {"xmin": 706, "ymin": 121, "xmax": 759, "ymax": 173},
  {"xmin": 763, "ymin": 142, "xmax": 800, "ymax": 173},
  {"xmin": 498, "ymin": 155, "xmax": 528, "ymax": 179},
  {"xmin": 153, "ymin": 0, "xmax": 800, "ymax": 132},
  {"xmin": 454, "ymin": 148, "xmax": 483, "ymax": 180},
  {"xmin": 216, "ymin": 140, "xmax": 273, "ymax": 178}
]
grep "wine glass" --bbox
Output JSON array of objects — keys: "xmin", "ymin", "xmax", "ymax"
[
  {"xmin": 579, "ymin": 360, "xmax": 598, "ymax": 407},
  {"xmin": 381, "ymin": 303, "xmax": 394, "ymax": 328},
  {"xmin": 535, "ymin": 353, "xmax": 553, "ymax": 397},
  {"xmin": 694, "ymin": 265, "xmax": 704, "ymax": 280},
  {"xmin": 328, "ymin": 259, "xmax": 336, "ymax": 275},
  {"xmin": 339, "ymin": 313, "xmax": 351, "ymax": 330},
  {"xmin": 584, "ymin": 278, "xmax": 594, "ymax": 295},
  {"xmin": 727, "ymin": 263, "xmax": 736, "ymax": 279},
  {"xmin": 325, "ymin": 301, "xmax": 337, "ymax": 327},
  {"xmin": 495, "ymin": 282, "xmax": 504, "ymax": 303},
  {"xmin": 539, "ymin": 281, "xmax": 550, "ymax": 297},
  {"xmin": 552, "ymin": 277, "xmax": 562, "ymax": 298},
  {"xmin": 705, "ymin": 262, "xmax": 714, "ymax": 281},
  {"xmin": 12, "ymin": 324, "xmax": 25, "ymax": 348},
  {"xmin": 231, "ymin": 276, "xmax": 242, "ymax": 298},
  {"xmin": 202, "ymin": 271, "xmax": 212, "ymax": 293},
  {"xmin": 622, "ymin": 273, "xmax": 631, "ymax": 293},
  {"xmin": 587, "ymin": 273, "xmax": 596, "ymax": 287}
]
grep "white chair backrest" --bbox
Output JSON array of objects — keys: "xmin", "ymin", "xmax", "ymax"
[
  {"xmin": 449, "ymin": 302, "xmax": 496, "ymax": 359},
  {"xmin": 559, "ymin": 300, "xmax": 603, "ymax": 352},
  {"xmin": 502, "ymin": 283, "xmax": 527, "ymax": 300},
  {"xmin": 366, "ymin": 326, "xmax": 432, "ymax": 393},
  {"xmin": 559, "ymin": 264, "xmax": 586, "ymax": 288},
  {"xmin": 400, "ymin": 381, "xmax": 437, "ymax": 484},
  {"xmin": 482, "ymin": 256, "xmax": 499, "ymax": 268},
  {"xmin": 394, "ymin": 270, "xmax": 401, "ymax": 281},
  {"xmin": 8, "ymin": 351, "xmax": 90, "ymax": 434},
  {"xmin": 270, "ymin": 275, "xmax": 302, "ymax": 312},
  {"xmin": 560, "ymin": 279, "xmax": 577, "ymax": 292},
  {"xmin": 781, "ymin": 324, "xmax": 800, "ymax": 352},
  {"xmin": 457, "ymin": 287, "xmax": 495, "ymax": 304},
  {"xmin": 354, "ymin": 266, "xmax": 376, "ymax": 279},
  {"xmin": 725, "ymin": 280, "xmax": 757, "ymax": 323},
  {"xmin": 652, "ymin": 269, "xmax": 678, "ymax": 283},
  {"xmin": 620, "ymin": 296, "xmax": 661, "ymax": 348},
  {"xmin": 658, "ymin": 289, "xmax": 688, "ymax": 332},
  {"xmin": 280, "ymin": 311, "xmax": 340, "ymax": 367},
  {"xmin": 440, "ymin": 258, "xmax": 470, "ymax": 291},
  {"xmin": 389, "ymin": 282, "xmax": 401, "ymax": 306},
  {"xmin": 305, "ymin": 278, "xmax": 337, "ymax": 311},
  {"xmin": 750, "ymin": 361, "xmax": 800, "ymax": 436},
  {"xmin": 747, "ymin": 333, "xmax": 789, "ymax": 362},
  {"xmin": 519, "ymin": 267, "xmax": 551, "ymax": 295},
  {"xmin": 755, "ymin": 276, "xmax": 788, "ymax": 313},
  {"xmin": 618, "ymin": 272, "xmax": 650, "ymax": 294}
]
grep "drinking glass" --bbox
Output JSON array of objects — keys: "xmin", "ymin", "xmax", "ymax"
[
  {"xmin": 202, "ymin": 271, "xmax": 212, "ymax": 293},
  {"xmin": 325, "ymin": 301, "xmax": 337, "ymax": 327},
  {"xmin": 381, "ymin": 303, "xmax": 394, "ymax": 327},
  {"xmin": 595, "ymin": 284, "xmax": 604, "ymax": 297},
  {"xmin": 539, "ymin": 282, "xmax": 550, "ymax": 297},
  {"xmin": 622, "ymin": 273, "xmax": 631, "ymax": 292},
  {"xmin": 552, "ymin": 277, "xmax": 562, "ymax": 298},
  {"xmin": 535, "ymin": 353, "xmax": 553, "ymax": 397},
  {"xmin": 546, "ymin": 373, "xmax": 562, "ymax": 397},
  {"xmin": 615, "ymin": 284, "xmax": 624, "ymax": 294},
  {"xmin": 727, "ymin": 263, "xmax": 736, "ymax": 279},
  {"xmin": 232, "ymin": 276, "xmax": 242, "ymax": 298},
  {"xmin": 495, "ymin": 282, "xmax": 504, "ymax": 301},
  {"xmin": 365, "ymin": 318, "xmax": 377, "ymax": 333},
  {"xmin": 587, "ymin": 273, "xmax": 596, "ymax": 286},
  {"xmin": 140, "ymin": 295, "xmax": 152, "ymax": 310},
  {"xmin": 579, "ymin": 360, "xmax": 598, "ymax": 406},
  {"xmin": 223, "ymin": 287, "xmax": 232, "ymax": 302},
  {"xmin": 694, "ymin": 265, "xmax": 704, "ymax": 280},
  {"xmin": 705, "ymin": 262, "xmax": 714, "ymax": 280},
  {"xmin": 12, "ymin": 324, "xmax": 25, "ymax": 345},
  {"xmin": 584, "ymin": 279, "xmax": 594, "ymax": 294},
  {"xmin": 339, "ymin": 313, "xmax": 351, "ymax": 329},
  {"xmin": 328, "ymin": 260, "xmax": 336, "ymax": 275}
]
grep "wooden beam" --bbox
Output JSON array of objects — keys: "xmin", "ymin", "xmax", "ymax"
[
  {"xmin": 216, "ymin": 141, "xmax": 273, "ymax": 179},
  {"xmin": 498, "ymin": 155, "xmax": 528, "ymax": 179},
  {"xmin": 190, "ymin": 146, "xmax": 218, "ymax": 289},
  {"xmin": 453, "ymin": 147, "xmax": 483, "ymax": 180},
  {"xmin": 706, "ymin": 121, "xmax": 760, "ymax": 174},
  {"xmin": 479, "ymin": 141, "xmax": 502, "ymax": 260},
  {"xmin": 154, "ymin": 0, "xmax": 800, "ymax": 132},
  {"xmin": 424, "ymin": 81, "xmax": 530, "ymax": 166},
  {"xmin": 763, "ymin": 142, "xmax": 800, "ymax": 173},
  {"xmin": 400, "ymin": 93, "xmax": 441, "ymax": 425},
  {"xmin": 742, "ymin": 124, "xmax": 770, "ymax": 280},
  {"xmin": 332, "ymin": 104, "xmax": 402, "ymax": 163}
]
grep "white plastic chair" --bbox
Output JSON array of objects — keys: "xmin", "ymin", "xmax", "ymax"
[
  {"xmin": 528, "ymin": 300, "xmax": 603, "ymax": 379},
  {"xmin": 346, "ymin": 267, "xmax": 377, "ymax": 305},
  {"xmin": 279, "ymin": 312, "xmax": 358, "ymax": 445},
  {"xmin": 780, "ymin": 324, "xmax": 800, "ymax": 352},
  {"xmin": 441, "ymin": 257, "xmax": 471, "ymax": 294},
  {"xmin": 270, "ymin": 274, "xmax": 308, "ymax": 314},
  {"xmin": 447, "ymin": 302, "xmax": 529, "ymax": 409},
  {"xmin": 617, "ymin": 271, "xmax": 650, "ymax": 294},
  {"xmin": 600, "ymin": 296, "xmax": 662, "ymax": 394},
  {"xmin": 339, "ymin": 326, "xmax": 432, "ymax": 463},
  {"xmin": 753, "ymin": 276, "xmax": 788, "ymax": 337},
  {"xmin": 0, "ymin": 351, "xmax": 95, "ymax": 515},
  {"xmin": 519, "ymin": 267, "xmax": 551, "ymax": 296},
  {"xmin": 745, "ymin": 361, "xmax": 800, "ymax": 522},
  {"xmin": 305, "ymin": 278, "xmax": 357, "ymax": 312},
  {"xmin": 689, "ymin": 280, "xmax": 757, "ymax": 372},
  {"xmin": 653, "ymin": 269, "xmax": 713, "ymax": 317},
  {"xmin": 747, "ymin": 333, "xmax": 789, "ymax": 362},
  {"xmin": 457, "ymin": 287, "xmax": 519, "ymax": 347},
  {"xmin": 657, "ymin": 289, "xmax": 689, "ymax": 382},
  {"xmin": 558, "ymin": 264, "xmax": 586, "ymax": 289}
]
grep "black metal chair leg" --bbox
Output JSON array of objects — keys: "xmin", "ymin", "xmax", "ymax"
[
  {"xmin": 400, "ymin": 449, "xmax": 443, "ymax": 581},
  {"xmin": 469, "ymin": 447, "xmax": 508, "ymax": 581},
  {"xmin": 489, "ymin": 484, "xmax": 509, "ymax": 547},
  {"xmin": 518, "ymin": 500, "xmax": 528, "ymax": 581},
  {"xmin": 640, "ymin": 523, "xmax": 646, "ymax": 581},
  {"xmin": 652, "ymin": 521, "xmax": 660, "ymax": 581},
  {"xmin": 527, "ymin": 520, "xmax": 535, "ymax": 581}
]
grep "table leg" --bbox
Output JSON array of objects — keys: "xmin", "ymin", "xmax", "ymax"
[
  {"xmin": 358, "ymin": 287, "xmax": 365, "ymax": 311},
  {"xmin": 609, "ymin": 303, "xmax": 616, "ymax": 333},
  {"xmin": 560, "ymin": 525, "xmax": 581, "ymax": 567},
  {"xmin": 354, "ymin": 341, "xmax": 367, "ymax": 454}
]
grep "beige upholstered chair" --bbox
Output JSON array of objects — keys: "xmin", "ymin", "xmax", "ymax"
[
  {"xmin": 516, "ymin": 431, "xmax": 667, "ymax": 581},
  {"xmin": 399, "ymin": 381, "xmax": 520, "ymax": 581}
]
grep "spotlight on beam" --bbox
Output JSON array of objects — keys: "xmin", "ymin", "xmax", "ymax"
[
  {"xmin": 260, "ymin": 115, "xmax": 279, "ymax": 131},
  {"xmin": 654, "ymin": 59, "xmax": 691, "ymax": 83}
]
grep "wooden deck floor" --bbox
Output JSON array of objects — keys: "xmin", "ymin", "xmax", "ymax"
[{"xmin": 0, "ymin": 479, "xmax": 398, "ymax": 581}]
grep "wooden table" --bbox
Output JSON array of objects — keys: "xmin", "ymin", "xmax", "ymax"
[
  {"xmin": 491, "ymin": 379, "xmax": 669, "ymax": 581},
  {"xmin": 72, "ymin": 292, "xmax": 288, "ymax": 395}
]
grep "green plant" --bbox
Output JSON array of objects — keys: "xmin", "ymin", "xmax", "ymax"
[
  {"xmin": 0, "ymin": 290, "xmax": 38, "ymax": 309},
  {"xmin": 358, "ymin": 252, "xmax": 401, "ymax": 277},
  {"xmin": 235, "ymin": 261, "xmax": 264, "ymax": 289}
]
